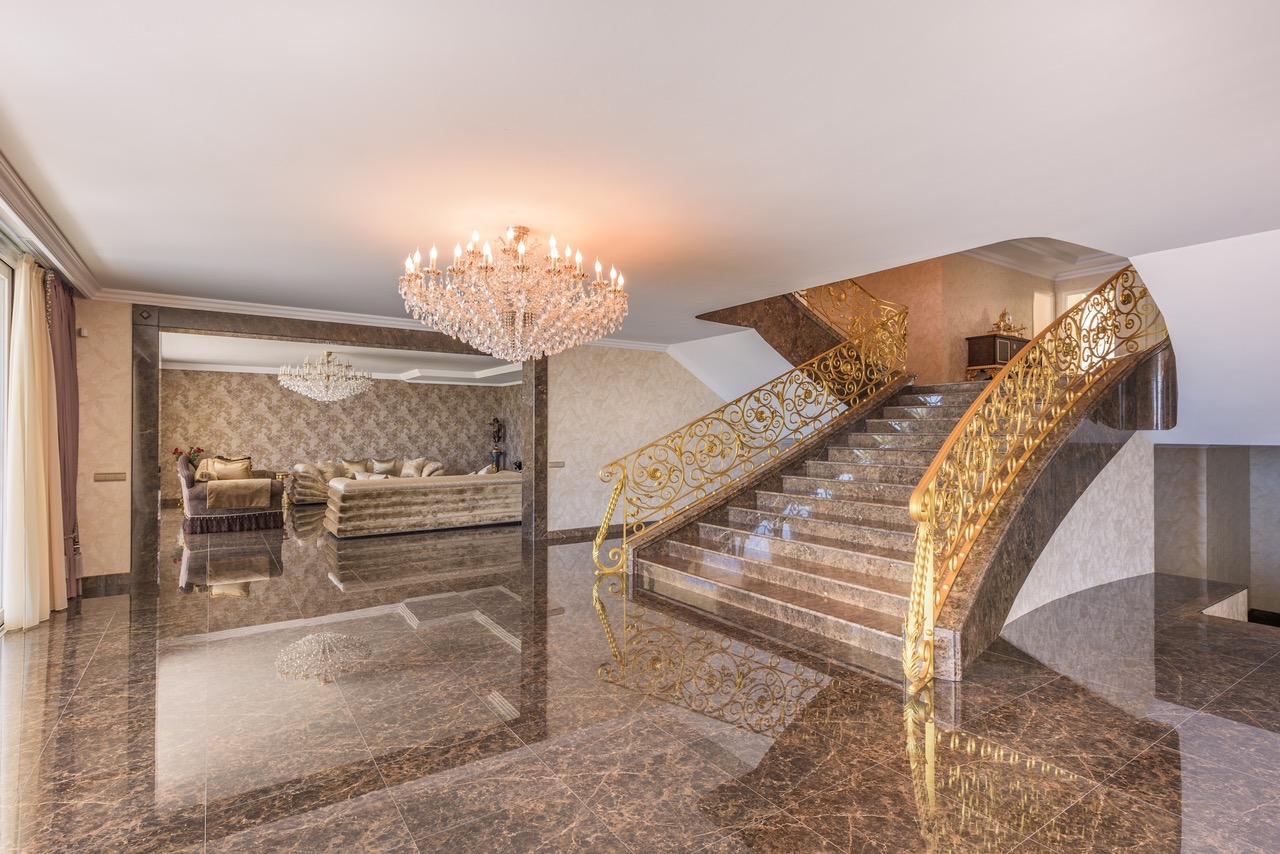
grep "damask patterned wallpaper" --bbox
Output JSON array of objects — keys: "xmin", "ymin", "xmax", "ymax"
[
  {"xmin": 160, "ymin": 370, "xmax": 520, "ymax": 501},
  {"xmin": 548, "ymin": 346, "xmax": 724, "ymax": 531}
]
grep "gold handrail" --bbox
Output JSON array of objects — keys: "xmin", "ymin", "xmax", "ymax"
[
  {"xmin": 592, "ymin": 280, "xmax": 910, "ymax": 590},
  {"xmin": 903, "ymin": 266, "xmax": 1167, "ymax": 690}
]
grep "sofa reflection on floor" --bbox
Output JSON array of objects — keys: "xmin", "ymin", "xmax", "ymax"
[
  {"xmin": 322, "ymin": 525, "xmax": 522, "ymax": 591},
  {"xmin": 179, "ymin": 530, "xmax": 284, "ymax": 596}
]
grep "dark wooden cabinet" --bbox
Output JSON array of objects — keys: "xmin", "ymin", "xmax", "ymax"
[{"xmin": 965, "ymin": 333, "xmax": 1029, "ymax": 380}]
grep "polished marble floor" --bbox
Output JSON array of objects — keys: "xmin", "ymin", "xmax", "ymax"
[{"xmin": 4, "ymin": 511, "xmax": 1280, "ymax": 852}]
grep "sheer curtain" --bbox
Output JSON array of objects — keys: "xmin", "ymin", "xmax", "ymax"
[{"xmin": 1, "ymin": 255, "xmax": 67, "ymax": 629}]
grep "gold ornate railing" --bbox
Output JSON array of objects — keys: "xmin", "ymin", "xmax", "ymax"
[
  {"xmin": 903, "ymin": 266, "xmax": 1167, "ymax": 690},
  {"xmin": 592, "ymin": 280, "xmax": 908, "ymax": 663}
]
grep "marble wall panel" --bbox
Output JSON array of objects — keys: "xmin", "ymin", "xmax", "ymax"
[
  {"xmin": 547, "ymin": 346, "xmax": 724, "ymax": 532},
  {"xmin": 1154, "ymin": 446, "xmax": 1208, "ymax": 577},
  {"xmin": 1004, "ymin": 433, "xmax": 1155, "ymax": 624},
  {"xmin": 1206, "ymin": 446, "xmax": 1251, "ymax": 587},
  {"xmin": 1249, "ymin": 447, "xmax": 1280, "ymax": 612},
  {"xmin": 159, "ymin": 370, "xmax": 518, "ymax": 501},
  {"xmin": 74, "ymin": 299, "xmax": 133, "ymax": 577}
]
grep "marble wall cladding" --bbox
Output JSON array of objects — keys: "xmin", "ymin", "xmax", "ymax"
[
  {"xmin": 74, "ymin": 299, "xmax": 134, "ymax": 577},
  {"xmin": 1004, "ymin": 433, "xmax": 1155, "ymax": 624},
  {"xmin": 1249, "ymin": 447, "xmax": 1280, "ymax": 611},
  {"xmin": 1206, "ymin": 446, "xmax": 1251, "ymax": 587},
  {"xmin": 159, "ymin": 370, "xmax": 519, "ymax": 501},
  {"xmin": 547, "ymin": 346, "xmax": 725, "ymax": 532},
  {"xmin": 853, "ymin": 257, "xmax": 946, "ymax": 383},
  {"xmin": 1154, "ymin": 446, "xmax": 1208, "ymax": 577},
  {"xmin": 696, "ymin": 294, "xmax": 840, "ymax": 366},
  {"xmin": 852, "ymin": 254, "xmax": 1052, "ymax": 384}
]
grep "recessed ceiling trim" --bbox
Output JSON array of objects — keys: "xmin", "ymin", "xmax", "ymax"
[
  {"xmin": 1052, "ymin": 261, "xmax": 1131, "ymax": 284},
  {"xmin": 0, "ymin": 150, "xmax": 103, "ymax": 296},
  {"xmin": 962, "ymin": 248, "xmax": 1056, "ymax": 281}
]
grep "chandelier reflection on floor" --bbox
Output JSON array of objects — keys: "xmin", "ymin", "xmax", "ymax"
[
  {"xmin": 278, "ymin": 351, "xmax": 373, "ymax": 402},
  {"xmin": 399, "ymin": 225, "xmax": 628, "ymax": 362}
]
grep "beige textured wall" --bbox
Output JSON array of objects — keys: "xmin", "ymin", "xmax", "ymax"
[
  {"xmin": 852, "ymin": 254, "xmax": 1050, "ymax": 385},
  {"xmin": 1005, "ymin": 433, "xmax": 1155, "ymax": 624},
  {"xmin": 852, "ymin": 258, "xmax": 945, "ymax": 384},
  {"xmin": 1207, "ymin": 447, "xmax": 1251, "ymax": 587},
  {"xmin": 1251, "ymin": 448, "xmax": 1280, "ymax": 612},
  {"xmin": 548, "ymin": 346, "xmax": 724, "ymax": 531},
  {"xmin": 74, "ymin": 299, "xmax": 134, "ymax": 577},
  {"xmin": 939, "ymin": 255, "xmax": 1051, "ymax": 384},
  {"xmin": 1154, "ymin": 446, "xmax": 1208, "ymax": 577},
  {"xmin": 159, "ymin": 370, "xmax": 519, "ymax": 501}
]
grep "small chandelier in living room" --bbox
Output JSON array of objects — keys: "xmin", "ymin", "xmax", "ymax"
[
  {"xmin": 398, "ymin": 225, "xmax": 628, "ymax": 362},
  {"xmin": 278, "ymin": 351, "xmax": 373, "ymax": 402}
]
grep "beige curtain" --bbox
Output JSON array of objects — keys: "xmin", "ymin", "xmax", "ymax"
[{"xmin": 1, "ymin": 255, "xmax": 67, "ymax": 629}]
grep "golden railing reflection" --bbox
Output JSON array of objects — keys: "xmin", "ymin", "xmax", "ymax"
[
  {"xmin": 904, "ymin": 267, "xmax": 1167, "ymax": 689},
  {"xmin": 592, "ymin": 280, "xmax": 908, "ymax": 584},
  {"xmin": 596, "ymin": 596, "xmax": 829, "ymax": 737}
]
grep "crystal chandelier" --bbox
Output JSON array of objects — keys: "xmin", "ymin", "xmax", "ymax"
[
  {"xmin": 278, "ymin": 351, "xmax": 373, "ymax": 402},
  {"xmin": 398, "ymin": 225, "xmax": 628, "ymax": 362}
]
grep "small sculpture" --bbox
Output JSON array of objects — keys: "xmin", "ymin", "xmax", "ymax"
[
  {"xmin": 490, "ymin": 417, "xmax": 504, "ymax": 451},
  {"xmin": 989, "ymin": 308, "xmax": 1027, "ymax": 336}
]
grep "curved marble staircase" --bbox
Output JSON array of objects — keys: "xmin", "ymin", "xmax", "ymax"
[{"xmin": 634, "ymin": 380, "xmax": 986, "ymax": 679}]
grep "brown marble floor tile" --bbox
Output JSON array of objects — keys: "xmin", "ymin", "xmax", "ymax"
[
  {"xmin": 945, "ymin": 651, "xmax": 1063, "ymax": 724},
  {"xmin": 207, "ymin": 787, "xmax": 417, "ymax": 853},
  {"xmin": 961, "ymin": 677, "xmax": 1177, "ymax": 784},
  {"xmin": 1200, "ymin": 660, "xmax": 1280, "ymax": 733},
  {"xmin": 412, "ymin": 784, "xmax": 628, "ymax": 853},
  {"xmin": 1025, "ymin": 787, "xmax": 1182, "ymax": 852},
  {"xmin": 700, "ymin": 811, "xmax": 846, "ymax": 853}
]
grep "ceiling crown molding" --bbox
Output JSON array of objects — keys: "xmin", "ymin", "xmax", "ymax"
[{"xmin": 0, "ymin": 151, "xmax": 103, "ymax": 296}]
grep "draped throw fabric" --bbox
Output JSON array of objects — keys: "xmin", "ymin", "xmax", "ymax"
[
  {"xmin": 45, "ymin": 272, "xmax": 79, "ymax": 598},
  {"xmin": 1, "ymin": 256, "xmax": 68, "ymax": 629}
]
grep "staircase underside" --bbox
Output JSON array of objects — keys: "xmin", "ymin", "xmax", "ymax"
[{"xmin": 634, "ymin": 381, "xmax": 987, "ymax": 681}]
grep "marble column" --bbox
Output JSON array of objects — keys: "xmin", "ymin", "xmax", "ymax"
[
  {"xmin": 521, "ymin": 357, "xmax": 548, "ymax": 541},
  {"xmin": 131, "ymin": 306, "xmax": 160, "ymax": 581}
]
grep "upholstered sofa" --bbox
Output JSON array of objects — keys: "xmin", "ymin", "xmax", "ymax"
[
  {"xmin": 177, "ymin": 454, "xmax": 284, "ymax": 534},
  {"xmin": 289, "ymin": 456, "xmax": 445, "ymax": 504},
  {"xmin": 323, "ymin": 471, "xmax": 521, "ymax": 538}
]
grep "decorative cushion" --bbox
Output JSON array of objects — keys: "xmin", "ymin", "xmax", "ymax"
[
  {"xmin": 421, "ymin": 461, "xmax": 446, "ymax": 477},
  {"xmin": 318, "ymin": 460, "xmax": 343, "ymax": 483},
  {"xmin": 353, "ymin": 471, "xmax": 392, "ymax": 480},
  {"xmin": 208, "ymin": 457, "xmax": 253, "ymax": 481},
  {"xmin": 195, "ymin": 455, "xmax": 250, "ymax": 482},
  {"xmin": 340, "ymin": 458, "xmax": 370, "ymax": 477},
  {"xmin": 473, "ymin": 464, "xmax": 498, "ymax": 476},
  {"xmin": 398, "ymin": 457, "xmax": 427, "ymax": 478},
  {"xmin": 372, "ymin": 457, "xmax": 400, "ymax": 475}
]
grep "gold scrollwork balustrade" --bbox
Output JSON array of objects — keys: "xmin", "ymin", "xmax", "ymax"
[
  {"xmin": 592, "ymin": 280, "xmax": 909, "ymax": 591},
  {"xmin": 903, "ymin": 266, "xmax": 1167, "ymax": 691}
]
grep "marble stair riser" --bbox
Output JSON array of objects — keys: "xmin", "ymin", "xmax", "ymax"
[
  {"xmin": 880, "ymin": 405, "xmax": 973, "ymax": 421},
  {"xmin": 725, "ymin": 505, "xmax": 915, "ymax": 553},
  {"xmin": 906, "ymin": 381, "xmax": 989, "ymax": 396},
  {"xmin": 835, "ymin": 432, "xmax": 949, "ymax": 451},
  {"xmin": 659, "ymin": 540, "xmax": 910, "ymax": 615},
  {"xmin": 824, "ymin": 447, "xmax": 938, "ymax": 467},
  {"xmin": 753, "ymin": 490, "xmax": 913, "ymax": 527},
  {"xmin": 893, "ymin": 392, "xmax": 984, "ymax": 407},
  {"xmin": 780, "ymin": 475, "xmax": 915, "ymax": 505},
  {"xmin": 863, "ymin": 418, "xmax": 956, "ymax": 434},
  {"xmin": 636, "ymin": 560, "xmax": 903, "ymax": 659},
  {"xmin": 802, "ymin": 460, "xmax": 927, "ymax": 485},
  {"xmin": 691, "ymin": 521, "xmax": 914, "ymax": 581}
]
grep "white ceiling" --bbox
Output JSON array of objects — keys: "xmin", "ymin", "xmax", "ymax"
[
  {"xmin": 160, "ymin": 332, "xmax": 521, "ymax": 385},
  {"xmin": 1, "ymin": 3, "xmax": 1279, "ymax": 346}
]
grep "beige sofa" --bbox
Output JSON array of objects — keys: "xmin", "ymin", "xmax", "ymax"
[
  {"xmin": 323, "ymin": 471, "xmax": 521, "ymax": 538},
  {"xmin": 290, "ymin": 456, "xmax": 444, "ymax": 504}
]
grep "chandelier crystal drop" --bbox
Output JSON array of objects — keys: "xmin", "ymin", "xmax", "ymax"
[
  {"xmin": 398, "ymin": 225, "xmax": 628, "ymax": 362},
  {"xmin": 278, "ymin": 351, "xmax": 374, "ymax": 402}
]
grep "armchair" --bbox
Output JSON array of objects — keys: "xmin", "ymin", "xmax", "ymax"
[{"xmin": 176, "ymin": 454, "xmax": 284, "ymax": 534}]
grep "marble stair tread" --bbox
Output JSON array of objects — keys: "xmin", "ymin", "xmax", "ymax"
[
  {"xmin": 905, "ymin": 381, "xmax": 990, "ymax": 395},
  {"xmin": 863, "ymin": 418, "xmax": 957, "ymax": 434},
  {"xmin": 663, "ymin": 535, "xmax": 912, "ymax": 605},
  {"xmin": 631, "ymin": 586, "xmax": 904, "ymax": 681},
  {"xmin": 724, "ymin": 505, "xmax": 915, "ymax": 552},
  {"xmin": 824, "ymin": 446, "xmax": 938, "ymax": 466},
  {"xmin": 834, "ymin": 431, "xmax": 949, "ymax": 450},
  {"xmin": 694, "ymin": 518, "xmax": 916, "ymax": 567},
  {"xmin": 728, "ymin": 503, "xmax": 915, "ymax": 536},
  {"xmin": 802, "ymin": 459, "xmax": 928, "ymax": 484},
  {"xmin": 893, "ymin": 392, "xmax": 984, "ymax": 407},
  {"xmin": 880, "ymin": 404, "xmax": 973, "ymax": 420},
  {"xmin": 754, "ymin": 490, "xmax": 914, "ymax": 526},
  {"xmin": 780, "ymin": 475, "xmax": 915, "ymax": 504},
  {"xmin": 636, "ymin": 555, "xmax": 905, "ymax": 640}
]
